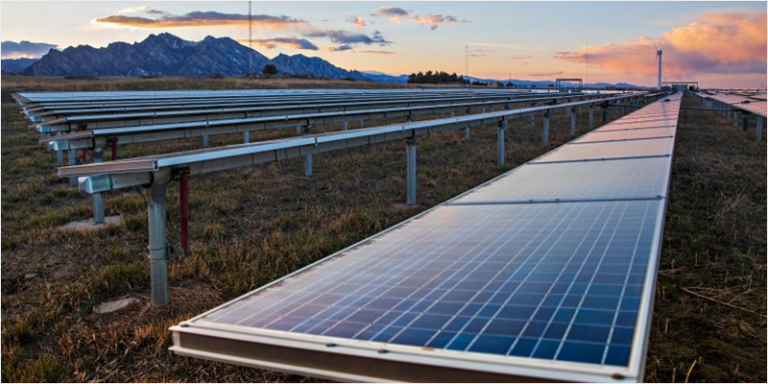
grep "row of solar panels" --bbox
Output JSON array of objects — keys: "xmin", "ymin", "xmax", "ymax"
[
  {"xmin": 44, "ymin": 93, "xmax": 611, "ymax": 152},
  {"xmin": 167, "ymin": 93, "xmax": 682, "ymax": 382},
  {"xmin": 16, "ymin": 88, "xmax": 542, "ymax": 103},
  {"xmin": 19, "ymin": 89, "xmax": 558, "ymax": 119},
  {"xmin": 32, "ymin": 92, "xmax": 588, "ymax": 132},
  {"xmin": 695, "ymin": 91, "xmax": 767, "ymax": 118}
]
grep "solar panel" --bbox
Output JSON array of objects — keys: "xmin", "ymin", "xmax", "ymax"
[
  {"xmin": 451, "ymin": 157, "xmax": 670, "ymax": 203},
  {"xmin": 191, "ymin": 200, "xmax": 661, "ymax": 369},
  {"xmin": 533, "ymin": 137, "xmax": 674, "ymax": 163},
  {"xmin": 169, "ymin": 93, "xmax": 681, "ymax": 381},
  {"xmin": 574, "ymin": 128, "xmax": 675, "ymax": 143}
]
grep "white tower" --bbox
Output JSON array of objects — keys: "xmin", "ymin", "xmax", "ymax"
[{"xmin": 656, "ymin": 48, "xmax": 663, "ymax": 89}]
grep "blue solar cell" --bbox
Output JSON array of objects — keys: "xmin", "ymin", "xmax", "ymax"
[{"xmin": 195, "ymin": 200, "xmax": 661, "ymax": 368}]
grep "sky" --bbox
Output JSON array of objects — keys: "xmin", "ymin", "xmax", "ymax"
[{"xmin": 1, "ymin": 1, "xmax": 766, "ymax": 88}]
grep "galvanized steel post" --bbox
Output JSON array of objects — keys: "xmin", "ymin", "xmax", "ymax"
[
  {"xmin": 56, "ymin": 148, "xmax": 64, "ymax": 166},
  {"xmin": 742, "ymin": 113, "xmax": 749, "ymax": 132},
  {"xmin": 497, "ymin": 120, "xmax": 507, "ymax": 167},
  {"xmin": 148, "ymin": 170, "xmax": 171, "ymax": 307},
  {"xmin": 179, "ymin": 169, "xmax": 190, "ymax": 256},
  {"xmin": 92, "ymin": 147, "xmax": 105, "ymax": 224},
  {"xmin": 543, "ymin": 111, "xmax": 550, "ymax": 146},
  {"xmin": 305, "ymin": 125, "xmax": 313, "ymax": 177},
  {"xmin": 589, "ymin": 106, "xmax": 595, "ymax": 130},
  {"xmin": 570, "ymin": 108, "xmax": 576, "ymax": 136},
  {"xmin": 68, "ymin": 149, "xmax": 78, "ymax": 186},
  {"xmin": 343, "ymin": 121, "xmax": 348, "ymax": 131},
  {"xmin": 202, "ymin": 135, "xmax": 210, "ymax": 147},
  {"xmin": 406, "ymin": 136, "xmax": 417, "ymax": 205},
  {"xmin": 244, "ymin": 131, "xmax": 250, "ymax": 144}
]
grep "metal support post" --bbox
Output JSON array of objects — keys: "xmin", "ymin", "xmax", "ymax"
[
  {"xmin": 56, "ymin": 149, "xmax": 64, "ymax": 166},
  {"xmin": 360, "ymin": 119, "xmax": 365, "ymax": 128},
  {"xmin": 343, "ymin": 121, "xmax": 348, "ymax": 131},
  {"xmin": 244, "ymin": 131, "xmax": 250, "ymax": 144},
  {"xmin": 296, "ymin": 125, "xmax": 302, "ymax": 135},
  {"xmin": 305, "ymin": 125, "xmax": 313, "ymax": 177},
  {"xmin": 406, "ymin": 137, "xmax": 417, "ymax": 206},
  {"xmin": 589, "ymin": 106, "xmax": 595, "ymax": 130},
  {"xmin": 742, "ymin": 113, "xmax": 749, "ymax": 132},
  {"xmin": 543, "ymin": 111, "xmax": 550, "ymax": 146},
  {"xmin": 179, "ymin": 169, "xmax": 190, "ymax": 255},
  {"xmin": 202, "ymin": 135, "xmax": 209, "ymax": 147},
  {"xmin": 110, "ymin": 139, "xmax": 118, "ymax": 161},
  {"xmin": 148, "ymin": 170, "xmax": 171, "ymax": 307},
  {"xmin": 498, "ymin": 120, "xmax": 507, "ymax": 167},
  {"xmin": 92, "ymin": 147, "xmax": 105, "ymax": 224},
  {"xmin": 68, "ymin": 149, "xmax": 78, "ymax": 186},
  {"xmin": 602, "ymin": 106, "xmax": 608, "ymax": 124},
  {"xmin": 570, "ymin": 108, "xmax": 576, "ymax": 136}
]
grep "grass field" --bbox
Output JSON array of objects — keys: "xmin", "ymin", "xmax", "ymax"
[{"xmin": 1, "ymin": 77, "xmax": 765, "ymax": 382}]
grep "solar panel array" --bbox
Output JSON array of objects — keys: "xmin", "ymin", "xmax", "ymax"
[
  {"xmin": 171, "ymin": 93, "xmax": 682, "ymax": 381},
  {"xmin": 698, "ymin": 92, "xmax": 767, "ymax": 118}
]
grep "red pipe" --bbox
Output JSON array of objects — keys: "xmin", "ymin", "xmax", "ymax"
[
  {"xmin": 180, "ymin": 169, "xmax": 190, "ymax": 255},
  {"xmin": 110, "ymin": 139, "xmax": 118, "ymax": 161}
]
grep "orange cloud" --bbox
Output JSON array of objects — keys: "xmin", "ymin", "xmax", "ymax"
[
  {"xmin": 557, "ymin": 12, "xmax": 766, "ymax": 77},
  {"xmin": 370, "ymin": 7, "xmax": 470, "ymax": 30},
  {"xmin": 95, "ymin": 10, "xmax": 306, "ymax": 30},
  {"xmin": 239, "ymin": 37, "xmax": 318, "ymax": 50},
  {"xmin": 346, "ymin": 16, "xmax": 366, "ymax": 29}
]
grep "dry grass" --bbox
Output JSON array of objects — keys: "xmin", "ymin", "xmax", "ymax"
[
  {"xmin": 1, "ymin": 78, "xmax": 764, "ymax": 382},
  {"xmin": 643, "ymin": 95, "xmax": 766, "ymax": 383}
]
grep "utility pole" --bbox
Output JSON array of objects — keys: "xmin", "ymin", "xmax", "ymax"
[
  {"xmin": 465, "ymin": 46, "xmax": 468, "ymax": 84},
  {"xmin": 248, "ymin": 1, "xmax": 253, "ymax": 76},
  {"xmin": 586, "ymin": 39, "xmax": 589, "ymax": 88}
]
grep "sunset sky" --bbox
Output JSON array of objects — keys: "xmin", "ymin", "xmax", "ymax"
[{"xmin": 1, "ymin": 1, "xmax": 766, "ymax": 88}]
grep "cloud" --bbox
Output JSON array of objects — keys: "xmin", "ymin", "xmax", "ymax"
[
  {"xmin": 306, "ymin": 30, "xmax": 390, "ymax": 46},
  {"xmin": 356, "ymin": 50, "xmax": 395, "ymax": 55},
  {"xmin": 370, "ymin": 7, "xmax": 409, "ymax": 23},
  {"xmin": 467, "ymin": 48, "xmax": 495, "ymax": 57},
  {"xmin": 510, "ymin": 55, "xmax": 532, "ymax": 60},
  {"xmin": 468, "ymin": 42, "xmax": 547, "ymax": 52},
  {"xmin": 1, "ymin": 40, "xmax": 58, "ymax": 59},
  {"xmin": 530, "ymin": 71, "xmax": 564, "ymax": 77},
  {"xmin": 556, "ymin": 12, "xmax": 767, "ymax": 76},
  {"xmin": 95, "ymin": 10, "xmax": 306, "ymax": 30},
  {"xmin": 346, "ymin": 16, "xmax": 366, "ymax": 28},
  {"xmin": 410, "ymin": 14, "xmax": 471, "ymax": 30},
  {"xmin": 370, "ymin": 7, "xmax": 470, "ymax": 30},
  {"xmin": 248, "ymin": 37, "xmax": 318, "ymax": 50},
  {"xmin": 327, "ymin": 45, "xmax": 354, "ymax": 52}
]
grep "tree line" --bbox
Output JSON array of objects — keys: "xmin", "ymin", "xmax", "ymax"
[{"xmin": 407, "ymin": 71, "xmax": 467, "ymax": 84}]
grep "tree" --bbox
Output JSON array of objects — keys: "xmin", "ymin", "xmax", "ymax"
[{"xmin": 263, "ymin": 64, "xmax": 278, "ymax": 77}]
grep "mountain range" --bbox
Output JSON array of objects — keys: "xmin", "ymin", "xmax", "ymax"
[
  {"xmin": 1, "ymin": 33, "xmax": 642, "ymax": 88},
  {"xmin": 3, "ymin": 33, "xmax": 378, "ymax": 81}
]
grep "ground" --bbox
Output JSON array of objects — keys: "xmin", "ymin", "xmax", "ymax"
[{"xmin": 1, "ymin": 76, "xmax": 765, "ymax": 382}]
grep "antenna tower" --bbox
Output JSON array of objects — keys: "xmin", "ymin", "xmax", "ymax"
[{"xmin": 248, "ymin": 1, "xmax": 253, "ymax": 76}]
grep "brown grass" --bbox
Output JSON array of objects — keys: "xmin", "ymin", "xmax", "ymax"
[{"xmin": 1, "ymin": 78, "xmax": 764, "ymax": 382}]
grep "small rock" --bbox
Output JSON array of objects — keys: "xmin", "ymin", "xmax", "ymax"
[
  {"xmin": 24, "ymin": 273, "xmax": 38, "ymax": 280},
  {"xmin": 60, "ymin": 215, "xmax": 122, "ymax": 232},
  {"xmin": 94, "ymin": 297, "xmax": 140, "ymax": 315}
]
